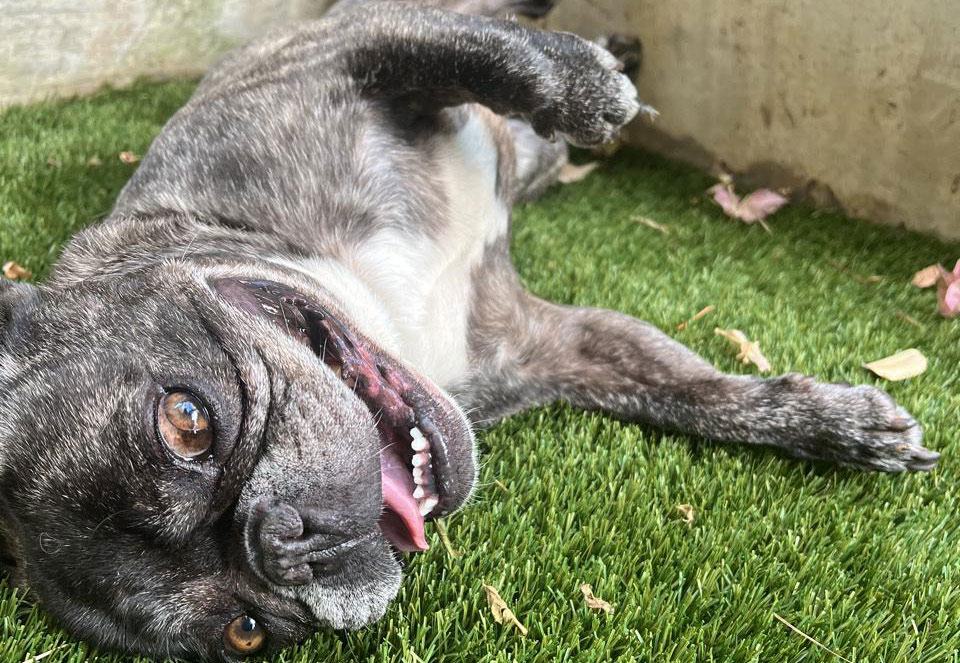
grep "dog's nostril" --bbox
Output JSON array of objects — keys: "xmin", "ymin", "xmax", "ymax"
[{"xmin": 249, "ymin": 501, "xmax": 372, "ymax": 587}]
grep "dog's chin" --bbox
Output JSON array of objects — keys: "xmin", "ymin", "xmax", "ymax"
[
  {"xmin": 274, "ymin": 541, "xmax": 404, "ymax": 631},
  {"xmin": 211, "ymin": 275, "xmax": 477, "ymax": 553}
]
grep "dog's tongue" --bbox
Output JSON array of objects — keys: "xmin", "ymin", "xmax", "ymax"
[{"xmin": 378, "ymin": 447, "xmax": 429, "ymax": 552}]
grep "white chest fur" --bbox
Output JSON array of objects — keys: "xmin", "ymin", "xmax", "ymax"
[{"xmin": 273, "ymin": 110, "xmax": 508, "ymax": 388}]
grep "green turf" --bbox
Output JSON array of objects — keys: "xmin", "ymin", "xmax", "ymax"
[{"xmin": 1, "ymin": 81, "xmax": 959, "ymax": 663}]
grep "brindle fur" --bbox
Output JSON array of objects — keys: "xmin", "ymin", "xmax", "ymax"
[{"xmin": 0, "ymin": 0, "xmax": 937, "ymax": 660}]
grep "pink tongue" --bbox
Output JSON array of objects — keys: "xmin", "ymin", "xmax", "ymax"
[{"xmin": 379, "ymin": 447, "xmax": 428, "ymax": 552}]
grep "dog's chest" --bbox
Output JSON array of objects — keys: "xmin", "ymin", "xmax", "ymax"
[{"xmin": 276, "ymin": 111, "xmax": 508, "ymax": 387}]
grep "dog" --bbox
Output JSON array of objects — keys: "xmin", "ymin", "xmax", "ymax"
[{"xmin": 0, "ymin": 0, "xmax": 939, "ymax": 660}]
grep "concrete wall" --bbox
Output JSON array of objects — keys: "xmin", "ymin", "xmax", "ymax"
[
  {"xmin": 545, "ymin": 0, "xmax": 960, "ymax": 240},
  {"xmin": 1, "ymin": 0, "xmax": 958, "ymax": 239},
  {"xmin": 0, "ymin": 0, "xmax": 326, "ymax": 105}
]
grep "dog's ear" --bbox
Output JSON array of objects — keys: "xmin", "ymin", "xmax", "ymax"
[
  {"xmin": 0, "ymin": 278, "xmax": 39, "ymax": 580},
  {"xmin": 0, "ymin": 277, "xmax": 38, "ymax": 351}
]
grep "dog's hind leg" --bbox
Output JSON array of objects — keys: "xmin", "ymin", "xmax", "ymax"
[
  {"xmin": 506, "ymin": 119, "xmax": 568, "ymax": 203},
  {"xmin": 454, "ymin": 286, "xmax": 939, "ymax": 473}
]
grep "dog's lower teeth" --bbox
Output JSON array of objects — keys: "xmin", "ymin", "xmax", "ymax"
[
  {"xmin": 418, "ymin": 496, "xmax": 439, "ymax": 516},
  {"xmin": 410, "ymin": 426, "xmax": 425, "ymax": 439},
  {"xmin": 412, "ymin": 452, "xmax": 430, "ymax": 468},
  {"xmin": 413, "ymin": 486, "xmax": 425, "ymax": 499},
  {"xmin": 412, "ymin": 467, "xmax": 424, "ymax": 481}
]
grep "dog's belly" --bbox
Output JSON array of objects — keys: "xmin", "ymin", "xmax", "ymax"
[{"xmin": 272, "ymin": 109, "xmax": 509, "ymax": 388}]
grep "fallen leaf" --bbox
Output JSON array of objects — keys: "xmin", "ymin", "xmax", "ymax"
[
  {"xmin": 863, "ymin": 349, "xmax": 927, "ymax": 381},
  {"xmin": 118, "ymin": 151, "xmax": 140, "ymax": 164},
  {"xmin": 2, "ymin": 261, "xmax": 31, "ymax": 280},
  {"xmin": 912, "ymin": 264, "xmax": 941, "ymax": 288},
  {"xmin": 86, "ymin": 155, "xmax": 103, "ymax": 167},
  {"xmin": 708, "ymin": 182, "xmax": 788, "ymax": 227},
  {"xmin": 714, "ymin": 328, "xmax": 772, "ymax": 372},
  {"xmin": 46, "ymin": 157, "xmax": 62, "ymax": 168},
  {"xmin": 677, "ymin": 305, "xmax": 715, "ymax": 331},
  {"xmin": 632, "ymin": 215, "xmax": 670, "ymax": 233},
  {"xmin": 557, "ymin": 161, "xmax": 600, "ymax": 184},
  {"xmin": 580, "ymin": 583, "xmax": 614, "ymax": 614},
  {"xmin": 482, "ymin": 584, "xmax": 527, "ymax": 636},
  {"xmin": 936, "ymin": 260, "xmax": 960, "ymax": 319},
  {"xmin": 675, "ymin": 503, "xmax": 695, "ymax": 526}
]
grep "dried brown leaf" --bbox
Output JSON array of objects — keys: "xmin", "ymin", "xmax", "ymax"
[
  {"xmin": 557, "ymin": 161, "xmax": 600, "ymax": 184},
  {"xmin": 677, "ymin": 305, "xmax": 715, "ymax": 331},
  {"xmin": 46, "ymin": 157, "xmax": 62, "ymax": 168},
  {"xmin": 714, "ymin": 328, "xmax": 772, "ymax": 372},
  {"xmin": 3, "ymin": 261, "xmax": 31, "ymax": 280},
  {"xmin": 632, "ymin": 215, "xmax": 670, "ymax": 234},
  {"xmin": 482, "ymin": 584, "xmax": 527, "ymax": 635},
  {"xmin": 87, "ymin": 155, "xmax": 103, "ymax": 167},
  {"xmin": 863, "ymin": 349, "xmax": 927, "ymax": 381},
  {"xmin": 912, "ymin": 264, "xmax": 942, "ymax": 288},
  {"xmin": 118, "ymin": 151, "xmax": 140, "ymax": 164},
  {"xmin": 580, "ymin": 583, "xmax": 614, "ymax": 614},
  {"xmin": 675, "ymin": 503, "xmax": 695, "ymax": 526}
]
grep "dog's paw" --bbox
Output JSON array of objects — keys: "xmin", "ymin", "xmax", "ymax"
[
  {"xmin": 595, "ymin": 33, "xmax": 642, "ymax": 78},
  {"xmin": 529, "ymin": 31, "xmax": 655, "ymax": 147},
  {"xmin": 773, "ymin": 375, "xmax": 938, "ymax": 472}
]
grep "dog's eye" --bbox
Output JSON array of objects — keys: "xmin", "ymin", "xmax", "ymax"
[
  {"xmin": 157, "ymin": 390, "xmax": 213, "ymax": 460},
  {"xmin": 223, "ymin": 614, "xmax": 267, "ymax": 656}
]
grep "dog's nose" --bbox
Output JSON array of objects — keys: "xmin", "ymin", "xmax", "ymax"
[{"xmin": 245, "ymin": 500, "xmax": 375, "ymax": 586}]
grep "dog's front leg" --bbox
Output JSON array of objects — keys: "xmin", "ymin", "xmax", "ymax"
[
  {"xmin": 458, "ymin": 293, "xmax": 939, "ymax": 472},
  {"xmin": 338, "ymin": 3, "xmax": 644, "ymax": 146}
]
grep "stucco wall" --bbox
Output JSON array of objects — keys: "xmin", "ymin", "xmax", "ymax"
[
  {"xmin": 0, "ymin": 0, "xmax": 326, "ymax": 105},
  {"xmin": 545, "ymin": 0, "xmax": 960, "ymax": 239},
  {"xmin": 1, "ymin": 0, "xmax": 958, "ymax": 239}
]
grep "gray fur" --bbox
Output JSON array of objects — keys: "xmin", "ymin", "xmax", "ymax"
[{"xmin": 0, "ymin": 0, "xmax": 937, "ymax": 661}]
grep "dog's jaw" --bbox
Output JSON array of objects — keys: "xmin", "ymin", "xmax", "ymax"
[{"xmin": 212, "ymin": 277, "xmax": 475, "ymax": 552}]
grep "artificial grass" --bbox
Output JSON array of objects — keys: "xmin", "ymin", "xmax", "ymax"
[{"xmin": 1, "ymin": 80, "xmax": 959, "ymax": 663}]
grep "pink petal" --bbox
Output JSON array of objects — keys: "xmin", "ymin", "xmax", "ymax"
[
  {"xmin": 736, "ymin": 189, "xmax": 789, "ymax": 222},
  {"xmin": 940, "ymin": 279, "xmax": 960, "ymax": 319},
  {"xmin": 952, "ymin": 259, "xmax": 960, "ymax": 277},
  {"xmin": 708, "ymin": 183, "xmax": 741, "ymax": 217}
]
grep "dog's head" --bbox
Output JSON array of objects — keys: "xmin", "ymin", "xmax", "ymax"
[{"xmin": 0, "ymin": 264, "xmax": 476, "ymax": 660}]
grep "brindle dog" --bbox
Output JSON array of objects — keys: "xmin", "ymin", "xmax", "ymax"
[{"xmin": 0, "ymin": 0, "xmax": 937, "ymax": 660}]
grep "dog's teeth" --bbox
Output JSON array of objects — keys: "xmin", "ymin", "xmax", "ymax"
[
  {"xmin": 413, "ymin": 486, "xmax": 426, "ymax": 499},
  {"xmin": 412, "ymin": 467, "xmax": 424, "ymax": 483},
  {"xmin": 418, "ymin": 497, "xmax": 439, "ymax": 516},
  {"xmin": 411, "ymin": 437, "xmax": 428, "ymax": 452},
  {"xmin": 412, "ymin": 452, "xmax": 430, "ymax": 468},
  {"xmin": 410, "ymin": 426, "xmax": 425, "ymax": 439}
]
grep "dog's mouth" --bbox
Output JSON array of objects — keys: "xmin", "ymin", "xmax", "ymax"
[{"xmin": 213, "ymin": 277, "xmax": 472, "ymax": 553}]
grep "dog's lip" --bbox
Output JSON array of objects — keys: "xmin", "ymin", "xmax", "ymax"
[{"xmin": 209, "ymin": 276, "xmax": 472, "ymax": 528}]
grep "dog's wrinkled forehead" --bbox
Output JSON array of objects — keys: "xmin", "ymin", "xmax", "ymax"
[{"xmin": 0, "ymin": 272, "xmax": 385, "ymax": 660}]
